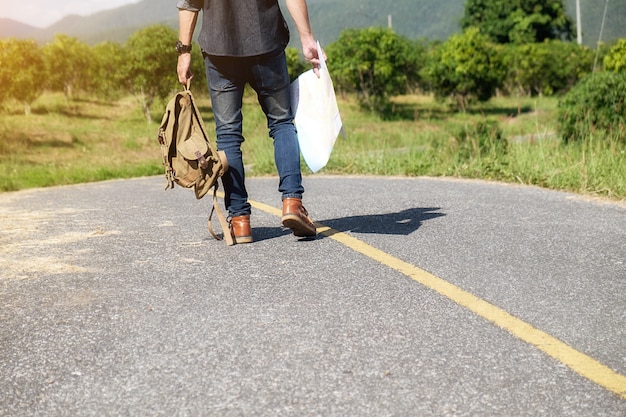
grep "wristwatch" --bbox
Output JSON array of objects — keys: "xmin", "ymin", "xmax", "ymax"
[{"xmin": 175, "ymin": 40, "xmax": 192, "ymax": 54}]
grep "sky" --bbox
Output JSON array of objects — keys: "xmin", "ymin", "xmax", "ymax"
[{"xmin": 0, "ymin": 0, "xmax": 140, "ymax": 28}]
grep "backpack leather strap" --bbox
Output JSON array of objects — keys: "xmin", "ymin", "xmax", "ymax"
[{"xmin": 208, "ymin": 186, "xmax": 234, "ymax": 246}]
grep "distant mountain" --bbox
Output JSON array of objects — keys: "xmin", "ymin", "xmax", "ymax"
[
  {"xmin": 2, "ymin": 0, "xmax": 624, "ymax": 48},
  {"xmin": 28, "ymin": 1, "xmax": 177, "ymax": 45},
  {"xmin": 296, "ymin": 0, "xmax": 464, "ymax": 44},
  {"xmin": 0, "ymin": 19, "xmax": 40, "ymax": 39}
]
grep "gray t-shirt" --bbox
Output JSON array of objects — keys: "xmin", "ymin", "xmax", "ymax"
[{"xmin": 177, "ymin": 0, "xmax": 290, "ymax": 57}]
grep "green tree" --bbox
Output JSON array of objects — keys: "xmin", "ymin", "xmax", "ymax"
[
  {"xmin": 326, "ymin": 27, "xmax": 422, "ymax": 114},
  {"xmin": 502, "ymin": 41, "xmax": 593, "ymax": 97},
  {"xmin": 124, "ymin": 25, "xmax": 179, "ymax": 123},
  {"xmin": 424, "ymin": 28, "xmax": 505, "ymax": 110},
  {"xmin": 502, "ymin": 42, "xmax": 552, "ymax": 96},
  {"xmin": 547, "ymin": 41, "xmax": 594, "ymax": 93},
  {"xmin": 461, "ymin": 0, "xmax": 574, "ymax": 44},
  {"xmin": 604, "ymin": 39, "xmax": 626, "ymax": 73},
  {"xmin": 0, "ymin": 39, "xmax": 44, "ymax": 114},
  {"xmin": 188, "ymin": 46, "xmax": 209, "ymax": 96},
  {"xmin": 42, "ymin": 35, "xmax": 94, "ymax": 98},
  {"xmin": 90, "ymin": 41, "xmax": 129, "ymax": 100},
  {"xmin": 0, "ymin": 40, "xmax": 13, "ymax": 106}
]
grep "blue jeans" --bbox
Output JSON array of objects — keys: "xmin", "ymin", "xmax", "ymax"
[{"xmin": 204, "ymin": 49, "xmax": 304, "ymax": 217}]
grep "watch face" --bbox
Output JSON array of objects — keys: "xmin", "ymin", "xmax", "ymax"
[{"xmin": 176, "ymin": 41, "xmax": 191, "ymax": 54}]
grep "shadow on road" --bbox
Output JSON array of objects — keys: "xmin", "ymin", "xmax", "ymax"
[
  {"xmin": 247, "ymin": 226, "xmax": 292, "ymax": 243},
  {"xmin": 321, "ymin": 207, "xmax": 445, "ymax": 236},
  {"xmin": 239, "ymin": 208, "xmax": 445, "ymax": 243}
]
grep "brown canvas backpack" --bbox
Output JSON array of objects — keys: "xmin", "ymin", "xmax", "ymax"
[{"xmin": 158, "ymin": 86, "xmax": 234, "ymax": 246}]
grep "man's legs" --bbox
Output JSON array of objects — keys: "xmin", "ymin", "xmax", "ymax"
[
  {"xmin": 250, "ymin": 49, "xmax": 315, "ymax": 237},
  {"xmin": 205, "ymin": 50, "xmax": 315, "ymax": 238},
  {"xmin": 249, "ymin": 49, "xmax": 304, "ymax": 200},
  {"xmin": 204, "ymin": 54, "xmax": 251, "ymax": 218}
]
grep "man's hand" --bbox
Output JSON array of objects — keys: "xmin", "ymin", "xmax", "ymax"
[
  {"xmin": 301, "ymin": 38, "xmax": 326, "ymax": 78},
  {"xmin": 285, "ymin": 0, "xmax": 326, "ymax": 78},
  {"xmin": 177, "ymin": 52, "xmax": 193, "ymax": 85}
]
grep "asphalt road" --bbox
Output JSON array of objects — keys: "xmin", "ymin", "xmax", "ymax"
[{"xmin": 1, "ymin": 175, "xmax": 625, "ymax": 416}]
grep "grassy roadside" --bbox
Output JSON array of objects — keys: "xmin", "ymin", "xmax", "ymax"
[
  {"xmin": 326, "ymin": 95, "xmax": 625, "ymax": 200},
  {"xmin": 0, "ymin": 94, "xmax": 162, "ymax": 190},
  {"xmin": 1, "ymin": 91, "xmax": 624, "ymax": 202}
]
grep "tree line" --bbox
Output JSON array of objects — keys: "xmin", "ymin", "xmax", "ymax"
[
  {"xmin": 1, "ymin": 0, "xmax": 625, "ymax": 127},
  {"xmin": 0, "ymin": 26, "xmax": 195, "ymax": 122},
  {"xmin": 328, "ymin": 0, "xmax": 625, "ymax": 113}
]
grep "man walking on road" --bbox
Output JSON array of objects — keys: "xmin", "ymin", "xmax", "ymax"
[{"xmin": 176, "ymin": 0, "xmax": 324, "ymax": 244}]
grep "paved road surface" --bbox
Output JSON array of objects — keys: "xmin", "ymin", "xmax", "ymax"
[{"xmin": 1, "ymin": 176, "xmax": 625, "ymax": 416}]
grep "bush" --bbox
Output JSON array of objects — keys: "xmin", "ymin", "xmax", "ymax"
[
  {"xmin": 558, "ymin": 72, "xmax": 626, "ymax": 143},
  {"xmin": 502, "ymin": 41, "xmax": 593, "ymax": 97},
  {"xmin": 452, "ymin": 119, "xmax": 508, "ymax": 159},
  {"xmin": 326, "ymin": 28, "xmax": 422, "ymax": 115},
  {"xmin": 423, "ymin": 28, "xmax": 505, "ymax": 110},
  {"xmin": 603, "ymin": 39, "xmax": 626, "ymax": 73}
]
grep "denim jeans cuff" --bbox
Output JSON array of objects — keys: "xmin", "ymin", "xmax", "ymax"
[
  {"xmin": 229, "ymin": 211, "xmax": 251, "ymax": 218},
  {"xmin": 282, "ymin": 193, "xmax": 302, "ymax": 200}
]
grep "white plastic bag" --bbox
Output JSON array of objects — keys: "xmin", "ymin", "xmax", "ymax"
[{"xmin": 290, "ymin": 41, "xmax": 342, "ymax": 173}]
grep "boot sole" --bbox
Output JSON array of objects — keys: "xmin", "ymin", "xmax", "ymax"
[
  {"xmin": 233, "ymin": 235, "xmax": 253, "ymax": 244},
  {"xmin": 282, "ymin": 215, "xmax": 317, "ymax": 237}
]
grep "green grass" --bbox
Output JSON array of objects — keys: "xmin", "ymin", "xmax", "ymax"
[
  {"xmin": 0, "ymin": 93, "xmax": 164, "ymax": 191},
  {"xmin": 1, "ymin": 91, "xmax": 624, "ymax": 202}
]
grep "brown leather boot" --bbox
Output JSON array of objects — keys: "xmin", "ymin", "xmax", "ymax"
[
  {"xmin": 281, "ymin": 198, "xmax": 316, "ymax": 237},
  {"xmin": 230, "ymin": 215, "xmax": 253, "ymax": 244}
]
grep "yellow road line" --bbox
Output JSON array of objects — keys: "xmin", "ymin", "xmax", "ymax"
[
  {"xmin": 249, "ymin": 198, "xmax": 283, "ymax": 217},
  {"xmin": 315, "ymin": 225, "xmax": 626, "ymax": 401},
  {"xmin": 246, "ymin": 195, "xmax": 626, "ymax": 400}
]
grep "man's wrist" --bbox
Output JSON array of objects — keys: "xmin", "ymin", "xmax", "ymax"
[{"xmin": 175, "ymin": 40, "xmax": 193, "ymax": 54}]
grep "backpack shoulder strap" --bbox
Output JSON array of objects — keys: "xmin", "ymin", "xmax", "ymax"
[{"xmin": 158, "ymin": 90, "xmax": 188, "ymax": 190}]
